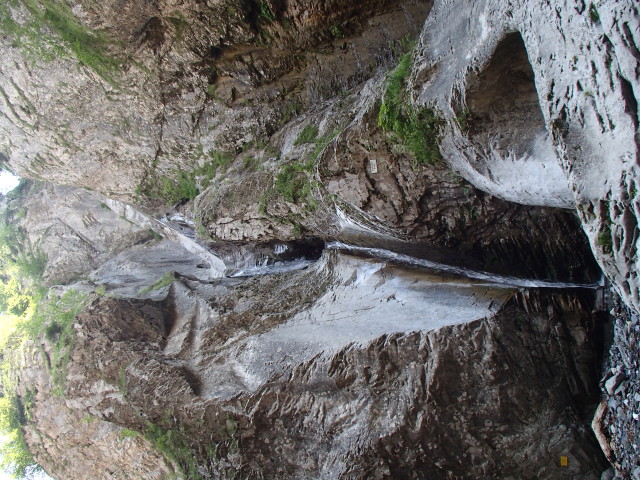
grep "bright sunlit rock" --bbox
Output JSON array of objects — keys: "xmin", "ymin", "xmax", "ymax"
[{"xmin": 0, "ymin": 172, "xmax": 19, "ymax": 195}]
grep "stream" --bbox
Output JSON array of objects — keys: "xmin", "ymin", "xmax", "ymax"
[
  {"xmin": 158, "ymin": 210, "xmax": 602, "ymax": 289},
  {"xmin": 88, "ymin": 201, "xmax": 606, "ymax": 400},
  {"xmin": 96, "ymin": 200, "xmax": 603, "ymax": 297}
]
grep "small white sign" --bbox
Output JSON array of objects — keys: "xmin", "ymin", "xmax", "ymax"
[{"xmin": 369, "ymin": 158, "xmax": 378, "ymax": 174}]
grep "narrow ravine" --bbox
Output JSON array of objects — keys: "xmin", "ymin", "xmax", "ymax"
[
  {"xmin": 325, "ymin": 241, "xmax": 604, "ymax": 289},
  {"xmin": 126, "ymin": 200, "xmax": 603, "ymax": 290}
]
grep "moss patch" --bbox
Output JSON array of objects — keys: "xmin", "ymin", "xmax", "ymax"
[
  {"xmin": 378, "ymin": 51, "xmax": 444, "ymax": 167},
  {"xmin": 0, "ymin": 0, "xmax": 122, "ymax": 85}
]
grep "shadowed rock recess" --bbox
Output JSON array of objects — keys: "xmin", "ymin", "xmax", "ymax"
[{"xmin": 0, "ymin": 0, "xmax": 638, "ymax": 479}]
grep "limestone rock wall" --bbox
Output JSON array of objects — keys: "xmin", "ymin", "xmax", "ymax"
[
  {"xmin": 19, "ymin": 263, "xmax": 607, "ymax": 479},
  {"xmin": 0, "ymin": 0, "xmax": 431, "ymax": 200},
  {"xmin": 411, "ymin": 0, "xmax": 640, "ymax": 311},
  {"xmin": 1, "ymin": 182, "xmax": 152, "ymax": 285}
]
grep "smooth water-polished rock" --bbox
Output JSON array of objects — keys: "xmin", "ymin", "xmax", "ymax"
[
  {"xmin": 412, "ymin": 0, "xmax": 640, "ymax": 312},
  {"xmin": 19, "ymin": 257, "xmax": 606, "ymax": 479}
]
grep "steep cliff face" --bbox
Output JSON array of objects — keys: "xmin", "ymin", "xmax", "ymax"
[
  {"xmin": 0, "ymin": 0, "xmax": 431, "ymax": 198},
  {"xmin": 2, "ymin": 0, "xmax": 636, "ymax": 294},
  {"xmin": 411, "ymin": 0, "xmax": 640, "ymax": 312},
  {"xmin": 4, "ymin": 181, "xmax": 610, "ymax": 479},
  {"xmin": 4, "ymin": 182, "xmax": 154, "ymax": 286},
  {"xmin": 18, "ymin": 263, "xmax": 607, "ymax": 479},
  {"xmin": 1, "ymin": 0, "xmax": 639, "ymax": 478}
]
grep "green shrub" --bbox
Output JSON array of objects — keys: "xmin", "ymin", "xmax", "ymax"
[
  {"xmin": 378, "ymin": 51, "xmax": 444, "ymax": 167},
  {"xmin": 309, "ymin": 130, "xmax": 339, "ymax": 162},
  {"xmin": 379, "ymin": 52, "xmax": 412, "ymax": 125},
  {"xmin": 294, "ymin": 125, "xmax": 319, "ymax": 146},
  {"xmin": 588, "ymin": 3, "xmax": 600, "ymax": 22},
  {"xmin": 0, "ymin": 206, "xmax": 47, "ymax": 281},
  {"xmin": 0, "ymin": 276, "xmax": 33, "ymax": 317},
  {"xmin": 258, "ymin": 1, "xmax": 275, "ymax": 22},
  {"xmin": 139, "ymin": 271, "xmax": 175, "ymax": 295},
  {"xmin": 160, "ymin": 171, "xmax": 198, "ymax": 204},
  {"xmin": 279, "ymin": 101, "xmax": 302, "ymax": 127},
  {"xmin": 275, "ymin": 164, "xmax": 310, "ymax": 204},
  {"xmin": 119, "ymin": 428, "xmax": 139, "ymax": 440},
  {"xmin": 596, "ymin": 225, "xmax": 613, "ymax": 251},
  {"xmin": 144, "ymin": 421, "xmax": 200, "ymax": 480},
  {"xmin": 25, "ymin": 290, "xmax": 88, "ymax": 396},
  {"xmin": 200, "ymin": 151, "xmax": 233, "ymax": 189},
  {"xmin": 19, "ymin": 289, "xmax": 85, "ymax": 339},
  {"xmin": 456, "ymin": 108, "xmax": 472, "ymax": 133},
  {"xmin": 329, "ymin": 24, "xmax": 343, "ymax": 39},
  {"xmin": 13, "ymin": 248, "xmax": 47, "ymax": 280},
  {"xmin": 44, "ymin": 320, "xmax": 62, "ymax": 341},
  {"xmin": 0, "ymin": 288, "xmax": 87, "ymax": 477},
  {"xmin": 270, "ymin": 127, "xmax": 339, "ymax": 209},
  {"xmin": 143, "ymin": 150, "xmax": 234, "ymax": 204},
  {"xmin": 0, "ymin": 205, "xmax": 88, "ymax": 477},
  {"xmin": 0, "ymin": 394, "xmax": 40, "ymax": 478}
]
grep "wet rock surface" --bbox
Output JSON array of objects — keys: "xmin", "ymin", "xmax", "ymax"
[
  {"xmin": 18, "ymin": 268, "xmax": 608, "ymax": 479},
  {"xmin": 412, "ymin": 0, "xmax": 640, "ymax": 313},
  {"xmin": 0, "ymin": 0, "xmax": 638, "ymax": 478}
]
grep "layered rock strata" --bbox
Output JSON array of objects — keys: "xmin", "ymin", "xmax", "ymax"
[
  {"xmin": 0, "ymin": 0, "xmax": 638, "ymax": 478},
  {"xmin": 18, "ymin": 258, "xmax": 607, "ymax": 479},
  {"xmin": 412, "ymin": 0, "xmax": 640, "ymax": 311}
]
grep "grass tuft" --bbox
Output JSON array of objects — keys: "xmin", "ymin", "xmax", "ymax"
[
  {"xmin": 294, "ymin": 125, "xmax": 319, "ymax": 146},
  {"xmin": 275, "ymin": 164, "xmax": 311, "ymax": 204},
  {"xmin": 588, "ymin": 3, "xmax": 600, "ymax": 22},
  {"xmin": 144, "ymin": 421, "xmax": 201, "ymax": 480},
  {"xmin": 378, "ymin": 50, "xmax": 444, "ymax": 167},
  {"xmin": 139, "ymin": 150, "xmax": 234, "ymax": 205},
  {"xmin": 139, "ymin": 271, "xmax": 175, "ymax": 295},
  {"xmin": 1, "ymin": 0, "xmax": 122, "ymax": 85},
  {"xmin": 258, "ymin": 1, "xmax": 275, "ymax": 22},
  {"xmin": 596, "ymin": 224, "xmax": 612, "ymax": 252}
]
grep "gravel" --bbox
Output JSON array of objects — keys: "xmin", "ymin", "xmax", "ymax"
[{"xmin": 597, "ymin": 295, "xmax": 640, "ymax": 479}]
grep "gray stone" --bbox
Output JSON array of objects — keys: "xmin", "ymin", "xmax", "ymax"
[
  {"xmin": 606, "ymin": 372, "xmax": 628, "ymax": 395},
  {"xmin": 615, "ymin": 381, "xmax": 629, "ymax": 396},
  {"xmin": 412, "ymin": 0, "xmax": 640, "ymax": 313},
  {"xmin": 600, "ymin": 468, "xmax": 615, "ymax": 480}
]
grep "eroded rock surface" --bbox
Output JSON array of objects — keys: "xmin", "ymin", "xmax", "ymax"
[
  {"xmin": 18, "ymin": 259, "xmax": 607, "ymax": 479},
  {"xmin": 0, "ymin": 0, "xmax": 431, "ymax": 199},
  {"xmin": 412, "ymin": 0, "xmax": 640, "ymax": 312},
  {"xmin": 1, "ymin": 182, "xmax": 153, "ymax": 285},
  {"xmin": 1, "ymin": 0, "xmax": 638, "ymax": 478}
]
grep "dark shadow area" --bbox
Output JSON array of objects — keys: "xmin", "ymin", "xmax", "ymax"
[
  {"xmin": 466, "ymin": 32, "xmax": 548, "ymax": 158},
  {"xmin": 181, "ymin": 366, "xmax": 203, "ymax": 396}
]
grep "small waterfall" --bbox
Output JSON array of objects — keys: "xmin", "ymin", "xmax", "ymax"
[{"xmin": 326, "ymin": 241, "xmax": 603, "ymax": 289}]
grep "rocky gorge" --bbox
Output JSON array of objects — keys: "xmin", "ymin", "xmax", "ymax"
[{"xmin": 0, "ymin": 0, "xmax": 638, "ymax": 479}]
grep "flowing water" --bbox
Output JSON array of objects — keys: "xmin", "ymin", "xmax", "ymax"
[
  {"xmin": 210, "ymin": 238, "xmax": 602, "ymax": 289},
  {"xmin": 104, "ymin": 199, "xmax": 601, "ymax": 289},
  {"xmin": 325, "ymin": 241, "xmax": 603, "ymax": 289},
  {"xmin": 89, "ymin": 202, "xmax": 604, "ymax": 400}
]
